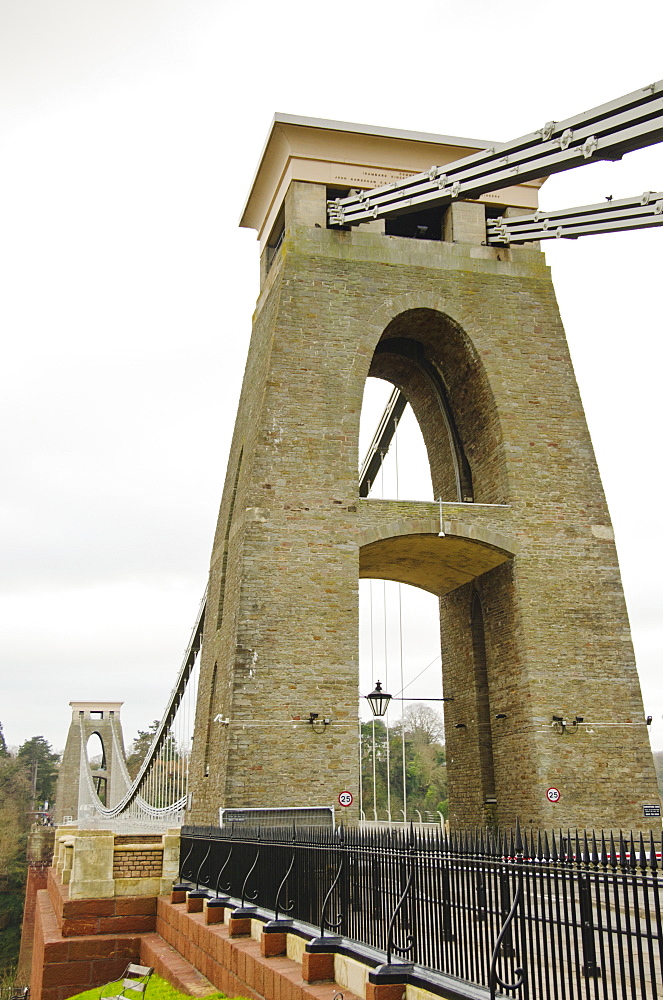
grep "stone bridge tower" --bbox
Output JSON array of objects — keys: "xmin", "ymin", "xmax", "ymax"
[
  {"xmin": 187, "ymin": 115, "xmax": 659, "ymax": 831},
  {"xmin": 53, "ymin": 701, "xmax": 126, "ymax": 824}
]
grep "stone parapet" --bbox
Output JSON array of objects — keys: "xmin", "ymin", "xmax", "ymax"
[
  {"xmin": 46, "ymin": 869, "xmax": 157, "ymax": 938},
  {"xmin": 49, "ymin": 827, "xmax": 179, "ymax": 899}
]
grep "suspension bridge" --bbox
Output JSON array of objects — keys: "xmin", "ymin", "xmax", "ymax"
[
  {"xmin": 56, "ymin": 77, "xmax": 663, "ymax": 837},
  {"xmin": 25, "ymin": 78, "xmax": 663, "ymax": 1000}
]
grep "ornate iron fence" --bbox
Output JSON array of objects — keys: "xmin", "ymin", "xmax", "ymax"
[{"xmin": 179, "ymin": 824, "xmax": 663, "ymax": 999}]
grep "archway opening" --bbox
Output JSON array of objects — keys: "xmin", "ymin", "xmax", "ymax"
[
  {"xmin": 359, "ymin": 578, "xmax": 446, "ymax": 825},
  {"xmin": 357, "ymin": 304, "xmax": 513, "ymax": 827},
  {"xmin": 359, "ymin": 377, "xmax": 433, "ymax": 501},
  {"xmin": 363, "ymin": 307, "xmax": 509, "ymax": 504},
  {"xmin": 86, "ymin": 732, "xmax": 107, "ymax": 805}
]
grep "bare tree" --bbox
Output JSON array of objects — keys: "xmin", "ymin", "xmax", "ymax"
[{"xmin": 402, "ymin": 704, "xmax": 445, "ymax": 745}]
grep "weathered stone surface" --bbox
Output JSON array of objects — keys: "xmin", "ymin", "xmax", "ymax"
[
  {"xmin": 53, "ymin": 703, "xmax": 126, "ymax": 825},
  {"xmin": 187, "ymin": 180, "xmax": 659, "ymax": 832}
]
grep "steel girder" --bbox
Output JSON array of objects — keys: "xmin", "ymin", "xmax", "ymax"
[
  {"xmin": 327, "ymin": 80, "xmax": 663, "ymax": 227},
  {"xmin": 486, "ymin": 191, "xmax": 663, "ymax": 244}
]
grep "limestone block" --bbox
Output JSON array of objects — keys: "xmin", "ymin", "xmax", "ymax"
[
  {"xmin": 355, "ymin": 218, "xmax": 385, "ymax": 234},
  {"xmin": 69, "ymin": 878, "xmax": 115, "ymax": 899},
  {"xmin": 444, "ymin": 200, "xmax": 486, "ymax": 244},
  {"xmin": 161, "ymin": 831, "xmax": 181, "ymax": 882},
  {"xmin": 285, "ymin": 180, "xmax": 327, "ymax": 229},
  {"xmin": 69, "ymin": 831, "xmax": 114, "ymax": 899},
  {"xmin": 115, "ymin": 876, "xmax": 161, "ymax": 897}
]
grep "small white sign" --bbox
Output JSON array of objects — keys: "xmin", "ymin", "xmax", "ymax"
[
  {"xmin": 546, "ymin": 786, "xmax": 561, "ymax": 803},
  {"xmin": 338, "ymin": 791, "xmax": 353, "ymax": 807}
]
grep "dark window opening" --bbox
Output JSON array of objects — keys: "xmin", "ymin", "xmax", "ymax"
[
  {"xmin": 484, "ymin": 203, "xmax": 508, "ymax": 221},
  {"xmin": 385, "ymin": 206, "xmax": 445, "ymax": 241},
  {"xmin": 94, "ymin": 775, "xmax": 107, "ymax": 806},
  {"xmin": 204, "ymin": 662, "xmax": 219, "ymax": 778},
  {"xmin": 266, "ymin": 207, "xmax": 285, "ymax": 271},
  {"xmin": 217, "ymin": 449, "xmax": 244, "ymax": 629}
]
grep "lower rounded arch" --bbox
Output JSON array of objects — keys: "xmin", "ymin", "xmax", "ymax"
[{"xmin": 358, "ymin": 519, "xmax": 517, "ymax": 596}]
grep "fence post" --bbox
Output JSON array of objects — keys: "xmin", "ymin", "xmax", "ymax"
[
  {"xmin": 440, "ymin": 864, "xmax": 455, "ymax": 941},
  {"xmin": 371, "ymin": 856, "xmax": 381, "ymax": 922},
  {"xmin": 499, "ymin": 870, "xmax": 516, "ymax": 958},
  {"xmin": 578, "ymin": 872, "xmax": 602, "ymax": 978}
]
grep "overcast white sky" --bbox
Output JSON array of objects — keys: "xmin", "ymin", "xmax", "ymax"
[{"xmin": 1, "ymin": 0, "xmax": 662, "ymax": 757}]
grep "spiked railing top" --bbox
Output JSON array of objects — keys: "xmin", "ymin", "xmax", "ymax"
[{"xmin": 181, "ymin": 823, "xmax": 663, "ymax": 872}]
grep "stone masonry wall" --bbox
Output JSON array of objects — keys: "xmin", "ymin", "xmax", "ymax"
[{"xmin": 187, "ymin": 195, "xmax": 659, "ymax": 833}]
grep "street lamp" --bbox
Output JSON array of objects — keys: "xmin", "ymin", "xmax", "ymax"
[
  {"xmin": 366, "ymin": 680, "xmax": 392, "ymax": 717},
  {"xmin": 364, "ymin": 683, "xmax": 453, "ymax": 718}
]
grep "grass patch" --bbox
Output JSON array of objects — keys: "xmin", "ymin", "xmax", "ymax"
[{"xmin": 65, "ymin": 973, "xmax": 233, "ymax": 1000}]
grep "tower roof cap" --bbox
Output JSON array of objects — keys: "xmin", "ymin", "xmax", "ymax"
[
  {"xmin": 69, "ymin": 701, "xmax": 123, "ymax": 712},
  {"xmin": 240, "ymin": 112, "xmax": 544, "ymax": 246}
]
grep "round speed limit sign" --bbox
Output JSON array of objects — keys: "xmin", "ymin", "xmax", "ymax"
[
  {"xmin": 338, "ymin": 791, "xmax": 353, "ymax": 807},
  {"xmin": 546, "ymin": 787, "xmax": 561, "ymax": 803}
]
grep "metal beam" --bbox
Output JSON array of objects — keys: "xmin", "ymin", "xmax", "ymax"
[
  {"xmin": 359, "ymin": 387, "xmax": 407, "ymax": 497},
  {"xmin": 328, "ymin": 80, "xmax": 663, "ymax": 227},
  {"xmin": 486, "ymin": 191, "xmax": 663, "ymax": 244}
]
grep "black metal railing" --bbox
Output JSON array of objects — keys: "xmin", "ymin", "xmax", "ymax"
[{"xmin": 179, "ymin": 823, "xmax": 663, "ymax": 1000}]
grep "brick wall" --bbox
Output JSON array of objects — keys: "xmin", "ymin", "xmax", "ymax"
[
  {"xmin": 16, "ymin": 863, "xmax": 50, "ymax": 981},
  {"xmin": 114, "ymin": 836, "xmax": 162, "ymax": 845},
  {"xmin": 31, "ymin": 873, "xmax": 149, "ymax": 1000},
  {"xmin": 113, "ymin": 849, "xmax": 163, "ymax": 879}
]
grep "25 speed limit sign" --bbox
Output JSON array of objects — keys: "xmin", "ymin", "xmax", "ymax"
[
  {"xmin": 546, "ymin": 787, "xmax": 561, "ymax": 803},
  {"xmin": 338, "ymin": 791, "xmax": 353, "ymax": 807}
]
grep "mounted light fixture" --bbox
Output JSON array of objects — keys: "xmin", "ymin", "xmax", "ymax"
[
  {"xmin": 366, "ymin": 681, "xmax": 392, "ymax": 718},
  {"xmin": 364, "ymin": 679, "xmax": 452, "ymax": 717},
  {"xmin": 551, "ymin": 714, "xmax": 583, "ymax": 735},
  {"xmin": 308, "ymin": 712, "xmax": 331, "ymax": 732}
]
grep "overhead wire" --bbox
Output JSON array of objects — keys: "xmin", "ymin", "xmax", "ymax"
[
  {"xmin": 394, "ymin": 416, "xmax": 408, "ymax": 823},
  {"xmin": 381, "ymin": 451, "xmax": 391, "ymax": 822}
]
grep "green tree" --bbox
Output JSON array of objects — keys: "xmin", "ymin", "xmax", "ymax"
[
  {"xmin": 361, "ymin": 709, "xmax": 447, "ymax": 822},
  {"xmin": 0, "ymin": 721, "xmax": 8, "ymax": 758},
  {"xmin": 125, "ymin": 722, "xmax": 183, "ymax": 806},
  {"xmin": 125, "ymin": 721, "xmax": 160, "ymax": 779},
  {"xmin": 0, "ymin": 748, "xmax": 31, "ymax": 976},
  {"xmin": 17, "ymin": 736, "xmax": 60, "ymax": 810}
]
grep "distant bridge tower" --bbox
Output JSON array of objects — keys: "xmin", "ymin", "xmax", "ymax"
[
  {"xmin": 187, "ymin": 114, "xmax": 659, "ymax": 831},
  {"xmin": 53, "ymin": 702, "xmax": 126, "ymax": 824}
]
